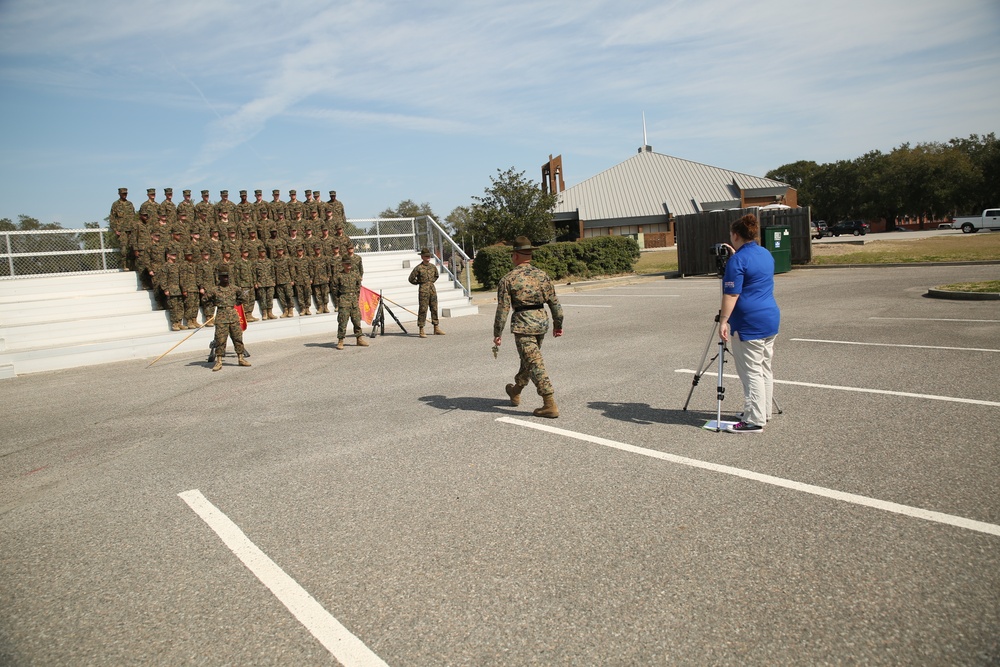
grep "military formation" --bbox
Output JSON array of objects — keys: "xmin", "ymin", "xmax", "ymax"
[
  {"xmin": 110, "ymin": 187, "xmax": 355, "ymax": 331},
  {"xmin": 119, "ymin": 192, "xmax": 566, "ymax": 417}
]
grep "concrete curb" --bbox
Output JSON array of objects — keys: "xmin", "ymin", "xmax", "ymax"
[{"xmin": 926, "ymin": 288, "xmax": 1000, "ymax": 301}]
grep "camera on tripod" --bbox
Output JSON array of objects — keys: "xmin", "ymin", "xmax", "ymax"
[{"xmin": 709, "ymin": 243, "xmax": 731, "ymax": 274}]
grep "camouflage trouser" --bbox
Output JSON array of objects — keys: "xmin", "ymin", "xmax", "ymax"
[
  {"xmin": 337, "ymin": 304, "xmax": 362, "ymax": 339},
  {"xmin": 200, "ymin": 295, "xmax": 216, "ymax": 323},
  {"xmin": 312, "ymin": 284, "xmax": 330, "ymax": 309},
  {"xmin": 166, "ymin": 294, "xmax": 183, "ymax": 326},
  {"xmin": 256, "ymin": 286, "xmax": 275, "ymax": 315},
  {"xmin": 275, "ymin": 284, "xmax": 294, "ymax": 311},
  {"xmin": 183, "ymin": 293, "xmax": 200, "ymax": 324},
  {"xmin": 240, "ymin": 287, "xmax": 256, "ymax": 316},
  {"xmin": 417, "ymin": 286, "xmax": 438, "ymax": 328},
  {"xmin": 514, "ymin": 333, "xmax": 553, "ymax": 396},
  {"xmin": 213, "ymin": 321, "xmax": 246, "ymax": 356},
  {"xmin": 294, "ymin": 284, "xmax": 311, "ymax": 311}
]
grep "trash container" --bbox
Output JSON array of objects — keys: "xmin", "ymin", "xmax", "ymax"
[{"xmin": 763, "ymin": 226, "xmax": 791, "ymax": 274}]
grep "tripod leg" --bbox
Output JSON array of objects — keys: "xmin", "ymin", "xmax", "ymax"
[
  {"xmin": 715, "ymin": 340, "xmax": 726, "ymax": 431},
  {"xmin": 683, "ymin": 316, "xmax": 721, "ymax": 410}
]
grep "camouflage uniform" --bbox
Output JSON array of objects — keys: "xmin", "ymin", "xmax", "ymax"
[
  {"xmin": 159, "ymin": 188, "xmax": 177, "ymax": 224},
  {"xmin": 309, "ymin": 247, "xmax": 332, "ymax": 313},
  {"xmin": 176, "ymin": 190, "xmax": 195, "ymax": 223},
  {"xmin": 236, "ymin": 191, "xmax": 255, "ymax": 231},
  {"xmin": 180, "ymin": 252, "xmax": 200, "ymax": 328},
  {"xmin": 272, "ymin": 250, "xmax": 295, "ymax": 317},
  {"xmin": 233, "ymin": 251, "xmax": 259, "ymax": 321},
  {"xmin": 494, "ymin": 261, "xmax": 564, "ymax": 398},
  {"xmin": 109, "ymin": 189, "xmax": 136, "ymax": 268},
  {"xmin": 194, "ymin": 191, "xmax": 216, "ymax": 232},
  {"xmin": 408, "ymin": 255, "xmax": 440, "ymax": 331},
  {"xmin": 348, "ymin": 248, "xmax": 363, "ymax": 279},
  {"xmin": 290, "ymin": 249, "xmax": 313, "ymax": 315},
  {"xmin": 331, "ymin": 261, "xmax": 366, "ymax": 345},
  {"xmin": 285, "ymin": 190, "xmax": 304, "ymax": 224},
  {"xmin": 206, "ymin": 280, "xmax": 249, "ymax": 367},
  {"xmin": 214, "ymin": 191, "xmax": 238, "ymax": 227},
  {"xmin": 328, "ymin": 192, "xmax": 346, "ymax": 227},
  {"xmin": 253, "ymin": 250, "xmax": 277, "ymax": 319},
  {"xmin": 196, "ymin": 253, "xmax": 217, "ymax": 324},
  {"xmin": 267, "ymin": 191, "xmax": 287, "ymax": 226},
  {"xmin": 157, "ymin": 254, "xmax": 184, "ymax": 330},
  {"xmin": 138, "ymin": 189, "xmax": 159, "ymax": 224}
]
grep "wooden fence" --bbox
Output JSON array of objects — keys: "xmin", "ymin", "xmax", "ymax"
[{"xmin": 675, "ymin": 208, "xmax": 812, "ymax": 276}]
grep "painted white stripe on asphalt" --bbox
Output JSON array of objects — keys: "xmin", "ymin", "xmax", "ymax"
[
  {"xmin": 560, "ymin": 304, "xmax": 613, "ymax": 308},
  {"xmin": 178, "ymin": 490, "xmax": 389, "ymax": 667},
  {"xmin": 790, "ymin": 338, "xmax": 1000, "ymax": 353},
  {"xmin": 870, "ymin": 317, "xmax": 1000, "ymax": 323},
  {"xmin": 496, "ymin": 418, "xmax": 1000, "ymax": 538},
  {"xmin": 674, "ymin": 369, "xmax": 1000, "ymax": 407}
]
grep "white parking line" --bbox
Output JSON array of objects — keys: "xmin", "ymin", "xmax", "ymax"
[
  {"xmin": 560, "ymin": 304, "xmax": 613, "ymax": 308},
  {"xmin": 870, "ymin": 317, "xmax": 1000, "ymax": 323},
  {"xmin": 558, "ymin": 293, "xmax": 680, "ymax": 297},
  {"xmin": 496, "ymin": 417, "xmax": 1000, "ymax": 538},
  {"xmin": 178, "ymin": 490, "xmax": 389, "ymax": 667},
  {"xmin": 790, "ymin": 338, "xmax": 1000, "ymax": 353},
  {"xmin": 674, "ymin": 370, "xmax": 1000, "ymax": 407}
]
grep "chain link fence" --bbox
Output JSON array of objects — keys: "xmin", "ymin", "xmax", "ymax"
[{"xmin": 1, "ymin": 228, "xmax": 123, "ymax": 278}]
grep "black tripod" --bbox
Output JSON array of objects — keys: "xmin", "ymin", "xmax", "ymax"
[{"xmin": 682, "ymin": 277, "xmax": 731, "ymax": 431}]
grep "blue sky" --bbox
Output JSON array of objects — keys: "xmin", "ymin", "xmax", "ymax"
[{"xmin": 0, "ymin": 0, "xmax": 997, "ymax": 228}]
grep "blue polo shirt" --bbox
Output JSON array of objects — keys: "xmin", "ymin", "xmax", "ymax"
[{"xmin": 723, "ymin": 241, "xmax": 780, "ymax": 340}]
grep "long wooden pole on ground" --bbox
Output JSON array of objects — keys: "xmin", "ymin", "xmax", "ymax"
[{"xmin": 146, "ymin": 315, "xmax": 215, "ymax": 368}]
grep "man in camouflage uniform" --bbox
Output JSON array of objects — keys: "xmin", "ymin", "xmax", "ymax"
[
  {"xmin": 139, "ymin": 188, "xmax": 159, "ymax": 223},
  {"xmin": 109, "ymin": 187, "xmax": 136, "ymax": 270},
  {"xmin": 493, "ymin": 236, "xmax": 564, "ymax": 418},
  {"xmin": 346, "ymin": 243, "xmax": 363, "ymax": 279},
  {"xmin": 196, "ymin": 249, "xmax": 217, "ymax": 326},
  {"xmin": 309, "ymin": 244, "xmax": 332, "ymax": 313},
  {"xmin": 215, "ymin": 190, "xmax": 237, "ymax": 224},
  {"xmin": 136, "ymin": 230, "xmax": 164, "ymax": 292},
  {"xmin": 236, "ymin": 190, "xmax": 254, "ymax": 229},
  {"xmin": 253, "ymin": 248, "xmax": 277, "ymax": 319},
  {"xmin": 268, "ymin": 189, "xmax": 286, "ymax": 226},
  {"xmin": 177, "ymin": 189, "xmax": 195, "ymax": 223},
  {"xmin": 290, "ymin": 246, "xmax": 313, "ymax": 315},
  {"xmin": 234, "ymin": 247, "xmax": 259, "ymax": 322},
  {"xmin": 242, "ymin": 229, "xmax": 265, "ymax": 260},
  {"xmin": 408, "ymin": 247, "xmax": 444, "ymax": 338},
  {"xmin": 158, "ymin": 250, "xmax": 185, "ymax": 331},
  {"xmin": 159, "ymin": 188, "xmax": 177, "ymax": 224},
  {"xmin": 194, "ymin": 190, "xmax": 215, "ymax": 231},
  {"xmin": 272, "ymin": 246, "xmax": 295, "ymax": 318},
  {"xmin": 252, "ymin": 189, "xmax": 268, "ymax": 223},
  {"xmin": 180, "ymin": 250, "xmax": 200, "ymax": 329},
  {"xmin": 331, "ymin": 257, "xmax": 369, "ymax": 349},
  {"xmin": 206, "ymin": 269, "xmax": 251, "ymax": 371},
  {"xmin": 303, "ymin": 190, "xmax": 316, "ymax": 221},
  {"xmin": 286, "ymin": 189, "xmax": 303, "ymax": 222},
  {"xmin": 328, "ymin": 190, "xmax": 346, "ymax": 228}
]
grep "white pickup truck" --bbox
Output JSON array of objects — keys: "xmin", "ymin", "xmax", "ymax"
[{"xmin": 952, "ymin": 208, "xmax": 1000, "ymax": 233}]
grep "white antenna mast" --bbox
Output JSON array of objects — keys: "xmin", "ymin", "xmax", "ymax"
[{"xmin": 642, "ymin": 111, "xmax": 648, "ymax": 146}]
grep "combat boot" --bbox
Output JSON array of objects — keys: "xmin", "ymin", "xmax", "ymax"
[
  {"xmin": 505, "ymin": 383, "xmax": 522, "ymax": 407},
  {"xmin": 246, "ymin": 311, "xmax": 258, "ymax": 322},
  {"xmin": 212, "ymin": 357, "xmax": 223, "ymax": 372},
  {"xmin": 238, "ymin": 354, "xmax": 251, "ymax": 367},
  {"xmin": 419, "ymin": 327, "xmax": 426, "ymax": 338},
  {"xmin": 171, "ymin": 322, "xmax": 181, "ymax": 332},
  {"xmin": 433, "ymin": 325, "xmax": 445, "ymax": 335},
  {"xmin": 533, "ymin": 394, "xmax": 559, "ymax": 419},
  {"xmin": 356, "ymin": 336, "xmax": 369, "ymax": 347},
  {"xmin": 281, "ymin": 308, "xmax": 292, "ymax": 318},
  {"xmin": 336, "ymin": 339, "xmax": 344, "ymax": 350},
  {"xmin": 302, "ymin": 307, "xmax": 311, "ymax": 316}
]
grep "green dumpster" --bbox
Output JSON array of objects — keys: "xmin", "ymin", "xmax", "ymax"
[{"xmin": 763, "ymin": 226, "xmax": 791, "ymax": 274}]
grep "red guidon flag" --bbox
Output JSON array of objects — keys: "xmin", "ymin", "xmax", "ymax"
[
  {"xmin": 359, "ymin": 286, "xmax": 380, "ymax": 325},
  {"xmin": 235, "ymin": 304, "xmax": 248, "ymax": 331}
]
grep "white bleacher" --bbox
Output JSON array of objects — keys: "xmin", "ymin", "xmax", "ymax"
[{"xmin": 0, "ymin": 250, "xmax": 477, "ymax": 378}]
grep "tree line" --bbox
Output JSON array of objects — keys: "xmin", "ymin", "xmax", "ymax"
[{"xmin": 766, "ymin": 133, "xmax": 1000, "ymax": 227}]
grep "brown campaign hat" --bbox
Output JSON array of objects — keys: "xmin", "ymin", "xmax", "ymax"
[
  {"xmin": 511, "ymin": 236, "xmax": 537, "ymax": 252},
  {"xmin": 420, "ymin": 247, "xmax": 431, "ymax": 258}
]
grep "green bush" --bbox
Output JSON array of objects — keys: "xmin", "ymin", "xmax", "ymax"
[{"xmin": 472, "ymin": 236, "xmax": 640, "ymax": 290}]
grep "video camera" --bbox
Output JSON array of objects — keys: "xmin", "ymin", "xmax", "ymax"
[{"xmin": 709, "ymin": 243, "xmax": 731, "ymax": 275}]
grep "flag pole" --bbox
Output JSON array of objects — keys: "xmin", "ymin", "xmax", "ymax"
[
  {"xmin": 378, "ymin": 294, "xmax": 418, "ymax": 317},
  {"xmin": 146, "ymin": 315, "xmax": 215, "ymax": 368}
]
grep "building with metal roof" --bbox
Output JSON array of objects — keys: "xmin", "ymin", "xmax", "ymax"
[{"xmin": 551, "ymin": 145, "xmax": 796, "ymax": 247}]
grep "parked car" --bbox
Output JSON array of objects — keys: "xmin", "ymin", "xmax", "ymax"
[
  {"xmin": 811, "ymin": 220, "xmax": 830, "ymax": 239},
  {"xmin": 829, "ymin": 220, "xmax": 869, "ymax": 236},
  {"xmin": 951, "ymin": 208, "xmax": 1000, "ymax": 233}
]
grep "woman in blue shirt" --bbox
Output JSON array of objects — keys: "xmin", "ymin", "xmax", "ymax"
[{"xmin": 719, "ymin": 214, "xmax": 780, "ymax": 433}]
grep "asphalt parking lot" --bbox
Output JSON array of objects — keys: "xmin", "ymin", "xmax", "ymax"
[{"xmin": 1, "ymin": 264, "xmax": 998, "ymax": 666}]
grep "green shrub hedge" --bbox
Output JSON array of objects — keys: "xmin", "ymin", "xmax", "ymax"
[{"xmin": 472, "ymin": 236, "xmax": 640, "ymax": 290}]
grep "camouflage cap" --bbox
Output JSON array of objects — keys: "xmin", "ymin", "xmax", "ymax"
[
  {"xmin": 139, "ymin": 210, "xmax": 149, "ymax": 217},
  {"xmin": 184, "ymin": 249, "xmax": 193, "ymax": 256},
  {"xmin": 118, "ymin": 187, "xmax": 128, "ymax": 194},
  {"xmin": 258, "ymin": 248, "xmax": 267, "ymax": 254},
  {"xmin": 164, "ymin": 188, "xmax": 173, "ymax": 194},
  {"xmin": 201, "ymin": 249, "xmax": 211, "ymax": 255},
  {"xmin": 201, "ymin": 189, "xmax": 210, "ymax": 195},
  {"xmin": 288, "ymin": 189, "xmax": 296, "ymax": 195},
  {"xmin": 304, "ymin": 190, "xmax": 312, "ymax": 195},
  {"xmin": 220, "ymin": 190, "xmax": 229, "ymax": 196},
  {"xmin": 218, "ymin": 268, "xmax": 229, "ymax": 276},
  {"xmin": 183, "ymin": 189, "xmax": 191, "ymax": 195},
  {"xmin": 272, "ymin": 189, "xmax": 280, "ymax": 195},
  {"xmin": 152, "ymin": 231, "xmax": 162, "ymax": 238},
  {"xmin": 254, "ymin": 189, "xmax": 262, "ymax": 195},
  {"xmin": 147, "ymin": 188, "xmax": 156, "ymax": 195},
  {"xmin": 329, "ymin": 190, "xmax": 336, "ymax": 196},
  {"xmin": 313, "ymin": 244, "xmax": 322, "ymax": 249}
]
